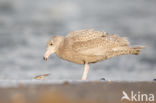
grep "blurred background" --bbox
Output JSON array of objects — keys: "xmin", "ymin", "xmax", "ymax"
[{"xmin": 0, "ymin": 0, "xmax": 156, "ymax": 84}]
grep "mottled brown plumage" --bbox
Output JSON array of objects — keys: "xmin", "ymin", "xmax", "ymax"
[{"xmin": 43, "ymin": 29, "xmax": 144, "ymax": 80}]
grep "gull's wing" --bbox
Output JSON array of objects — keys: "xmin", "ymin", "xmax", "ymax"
[
  {"xmin": 66, "ymin": 29, "xmax": 108, "ymax": 42},
  {"xmin": 72, "ymin": 34, "xmax": 129, "ymax": 56}
]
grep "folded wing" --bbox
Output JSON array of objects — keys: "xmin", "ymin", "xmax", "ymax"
[
  {"xmin": 66, "ymin": 29, "xmax": 108, "ymax": 42},
  {"xmin": 70, "ymin": 31, "xmax": 130, "ymax": 56}
]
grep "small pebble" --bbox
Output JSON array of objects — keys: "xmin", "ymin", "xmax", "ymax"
[
  {"xmin": 63, "ymin": 81, "xmax": 69, "ymax": 85},
  {"xmin": 34, "ymin": 73, "xmax": 50, "ymax": 80},
  {"xmin": 100, "ymin": 78, "xmax": 105, "ymax": 80}
]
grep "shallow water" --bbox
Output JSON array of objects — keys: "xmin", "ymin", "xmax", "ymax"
[{"xmin": 0, "ymin": 0, "xmax": 156, "ymax": 85}]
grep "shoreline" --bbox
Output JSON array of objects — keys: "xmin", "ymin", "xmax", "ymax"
[{"xmin": 0, "ymin": 81, "xmax": 155, "ymax": 103}]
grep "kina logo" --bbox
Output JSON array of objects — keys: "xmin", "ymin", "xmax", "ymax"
[{"xmin": 121, "ymin": 91, "xmax": 154, "ymax": 102}]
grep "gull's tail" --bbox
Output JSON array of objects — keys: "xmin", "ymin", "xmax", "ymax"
[
  {"xmin": 130, "ymin": 45, "xmax": 144, "ymax": 55},
  {"xmin": 105, "ymin": 45, "xmax": 144, "ymax": 59}
]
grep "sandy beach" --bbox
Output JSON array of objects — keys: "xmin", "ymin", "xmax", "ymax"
[{"xmin": 0, "ymin": 81, "xmax": 155, "ymax": 103}]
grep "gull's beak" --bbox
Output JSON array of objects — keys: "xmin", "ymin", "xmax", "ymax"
[{"xmin": 43, "ymin": 50, "xmax": 52, "ymax": 61}]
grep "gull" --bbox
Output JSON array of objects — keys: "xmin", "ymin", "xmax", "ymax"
[{"xmin": 43, "ymin": 29, "xmax": 144, "ymax": 80}]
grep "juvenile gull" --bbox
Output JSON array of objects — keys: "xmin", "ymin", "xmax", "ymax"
[{"xmin": 43, "ymin": 29, "xmax": 144, "ymax": 80}]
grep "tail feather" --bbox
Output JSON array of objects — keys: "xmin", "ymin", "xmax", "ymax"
[
  {"xmin": 130, "ymin": 46, "xmax": 144, "ymax": 55},
  {"xmin": 105, "ymin": 45, "xmax": 144, "ymax": 59}
]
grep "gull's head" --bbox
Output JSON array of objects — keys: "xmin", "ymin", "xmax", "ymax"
[{"xmin": 43, "ymin": 35, "xmax": 64, "ymax": 61}]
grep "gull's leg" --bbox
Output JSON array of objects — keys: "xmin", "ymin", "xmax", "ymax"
[{"xmin": 81, "ymin": 63, "xmax": 89, "ymax": 80}]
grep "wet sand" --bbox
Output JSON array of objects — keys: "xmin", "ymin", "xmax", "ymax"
[{"xmin": 0, "ymin": 81, "xmax": 155, "ymax": 103}]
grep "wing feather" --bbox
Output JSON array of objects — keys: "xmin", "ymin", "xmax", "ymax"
[
  {"xmin": 66, "ymin": 29, "xmax": 108, "ymax": 42},
  {"xmin": 72, "ymin": 34, "xmax": 130, "ymax": 56},
  {"xmin": 65, "ymin": 29, "xmax": 130, "ymax": 56}
]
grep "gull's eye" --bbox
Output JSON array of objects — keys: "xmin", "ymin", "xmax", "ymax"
[{"xmin": 50, "ymin": 43, "xmax": 53, "ymax": 46}]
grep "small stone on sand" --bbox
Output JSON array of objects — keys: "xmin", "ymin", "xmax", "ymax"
[{"xmin": 34, "ymin": 73, "xmax": 50, "ymax": 80}]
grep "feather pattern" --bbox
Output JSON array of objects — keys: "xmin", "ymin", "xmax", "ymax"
[{"xmin": 52, "ymin": 29, "xmax": 144, "ymax": 64}]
